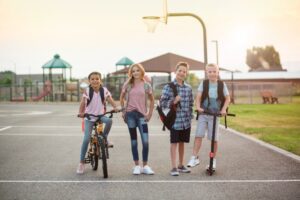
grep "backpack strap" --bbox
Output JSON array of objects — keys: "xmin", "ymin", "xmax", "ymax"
[
  {"xmin": 217, "ymin": 80, "xmax": 228, "ymax": 128},
  {"xmin": 99, "ymin": 86, "xmax": 106, "ymax": 112},
  {"xmin": 124, "ymin": 83, "xmax": 132, "ymax": 112},
  {"xmin": 217, "ymin": 80, "xmax": 225, "ymax": 109},
  {"xmin": 168, "ymin": 82, "xmax": 181, "ymax": 109},
  {"xmin": 201, "ymin": 79, "xmax": 210, "ymax": 108},
  {"xmin": 86, "ymin": 85, "xmax": 106, "ymax": 110},
  {"xmin": 143, "ymin": 82, "xmax": 151, "ymax": 108},
  {"xmin": 86, "ymin": 86, "xmax": 94, "ymax": 107}
]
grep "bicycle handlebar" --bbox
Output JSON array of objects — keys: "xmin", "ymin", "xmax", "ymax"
[
  {"xmin": 195, "ymin": 110, "xmax": 236, "ymax": 120},
  {"xmin": 196, "ymin": 110, "xmax": 235, "ymax": 117},
  {"xmin": 77, "ymin": 109, "xmax": 123, "ymax": 119}
]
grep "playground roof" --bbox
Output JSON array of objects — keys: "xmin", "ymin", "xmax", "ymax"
[
  {"xmin": 116, "ymin": 57, "xmax": 134, "ymax": 66},
  {"xmin": 112, "ymin": 52, "xmax": 206, "ymax": 74},
  {"xmin": 42, "ymin": 54, "xmax": 72, "ymax": 69}
]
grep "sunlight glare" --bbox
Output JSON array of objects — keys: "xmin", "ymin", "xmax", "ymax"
[{"xmin": 230, "ymin": 25, "xmax": 257, "ymax": 51}]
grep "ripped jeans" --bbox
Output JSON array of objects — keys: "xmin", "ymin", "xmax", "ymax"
[{"xmin": 125, "ymin": 110, "xmax": 149, "ymax": 162}]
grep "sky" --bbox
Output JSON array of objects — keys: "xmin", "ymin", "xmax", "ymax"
[{"xmin": 0, "ymin": 0, "xmax": 299, "ymax": 78}]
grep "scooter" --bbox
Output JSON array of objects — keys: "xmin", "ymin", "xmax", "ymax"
[{"xmin": 196, "ymin": 110, "xmax": 235, "ymax": 176}]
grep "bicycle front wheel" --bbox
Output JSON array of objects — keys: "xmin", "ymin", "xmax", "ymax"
[
  {"xmin": 91, "ymin": 143, "xmax": 98, "ymax": 170},
  {"xmin": 99, "ymin": 137, "xmax": 108, "ymax": 178}
]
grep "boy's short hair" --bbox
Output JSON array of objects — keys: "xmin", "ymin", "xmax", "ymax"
[
  {"xmin": 206, "ymin": 63, "xmax": 219, "ymax": 70},
  {"xmin": 175, "ymin": 61, "xmax": 190, "ymax": 71}
]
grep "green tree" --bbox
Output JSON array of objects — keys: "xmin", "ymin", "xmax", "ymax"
[
  {"xmin": 187, "ymin": 73, "xmax": 200, "ymax": 88},
  {"xmin": 0, "ymin": 70, "xmax": 13, "ymax": 85},
  {"xmin": 246, "ymin": 45, "xmax": 282, "ymax": 71},
  {"xmin": 24, "ymin": 79, "xmax": 33, "ymax": 86}
]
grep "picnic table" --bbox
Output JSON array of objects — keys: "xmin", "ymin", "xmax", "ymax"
[{"xmin": 260, "ymin": 90, "xmax": 279, "ymax": 104}]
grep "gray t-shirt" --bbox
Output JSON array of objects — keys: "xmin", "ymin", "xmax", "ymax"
[{"xmin": 198, "ymin": 81, "xmax": 229, "ymax": 113}]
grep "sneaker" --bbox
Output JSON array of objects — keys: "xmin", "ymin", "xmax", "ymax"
[
  {"xmin": 206, "ymin": 159, "xmax": 217, "ymax": 170},
  {"xmin": 132, "ymin": 165, "xmax": 141, "ymax": 175},
  {"xmin": 107, "ymin": 140, "xmax": 114, "ymax": 148},
  {"xmin": 76, "ymin": 163, "xmax": 85, "ymax": 174},
  {"xmin": 187, "ymin": 156, "xmax": 200, "ymax": 168},
  {"xmin": 178, "ymin": 165, "xmax": 191, "ymax": 173},
  {"xmin": 142, "ymin": 165, "xmax": 154, "ymax": 175},
  {"xmin": 170, "ymin": 168, "xmax": 179, "ymax": 176}
]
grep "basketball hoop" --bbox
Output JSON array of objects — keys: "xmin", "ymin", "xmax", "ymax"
[{"xmin": 142, "ymin": 16, "xmax": 160, "ymax": 33}]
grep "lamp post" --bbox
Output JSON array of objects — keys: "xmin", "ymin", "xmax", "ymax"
[
  {"xmin": 211, "ymin": 40, "xmax": 219, "ymax": 65},
  {"xmin": 143, "ymin": 0, "xmax": 208, "ymax": 75}
]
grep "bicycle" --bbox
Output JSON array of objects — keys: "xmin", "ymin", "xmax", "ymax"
[
  {"xmin": 79, "ymin": 110, "xmax": 120, "ymax": 178},
  {"xmin": 196, "ymin": 110, "xmax": 236, "ymax": 176}
]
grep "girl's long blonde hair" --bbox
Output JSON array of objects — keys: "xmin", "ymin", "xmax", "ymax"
[{"xmin": 127, "ymin": 63, "xmax": 145, "ymax": 85}]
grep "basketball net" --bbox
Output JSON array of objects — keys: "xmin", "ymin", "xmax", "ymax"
[{"xmin": 143, "ymin": 16, "xmax": 160, "ymax": 33}]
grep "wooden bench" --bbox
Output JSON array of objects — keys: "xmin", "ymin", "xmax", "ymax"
[{"xmin": 260, "ymin": 90, "xmax": 279, "ymax": 104}]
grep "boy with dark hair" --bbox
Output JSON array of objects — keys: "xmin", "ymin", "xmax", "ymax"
[{"xmin": 160, "ymin": 62, "xmax": 194, "ymax": 176}]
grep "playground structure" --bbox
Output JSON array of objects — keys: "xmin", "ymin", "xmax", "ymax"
[
  {"xmin": 31, "ymin": 80, "xmax": 80, "ymax": 102},
  {"xmin": 0, "ymin": 54, "xmax": 81, "ymax": 102},
  {"xmin": 0, "ymin": 79, "xmax": 80, "ymax": 102},
  {"xmin": 41, "ymin": 54, "xmax": 80, "ymax": 101}
]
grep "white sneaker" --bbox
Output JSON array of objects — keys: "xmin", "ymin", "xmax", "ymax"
[
  {"xmin": 76, "ymin": 163, "xmax": 85, "ymax": 174},
  {"xmin": 132, "ymin": 165, "xmax": 141, "ymax": 175},
  {"xmin": 107, "ymin": 140, "xmax": 114, "ymax": 148},
  {"xmin": 142, "ymin": 165, "xmax": 154, "ymax": 175},
  {"xmin": 187, "ymin": 156, "xmax": 200, "ymax": 168}
]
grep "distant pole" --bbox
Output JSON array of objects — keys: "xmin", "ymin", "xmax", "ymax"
[{"xmin": 211, "ymin": 40, "xmax": 219, "ymax": 65}]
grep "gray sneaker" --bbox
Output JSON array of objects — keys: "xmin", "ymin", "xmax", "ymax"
[
  {"xmin": 170, "ymin": 168, "xmax": 179, "ymax": 176},
  {"xmin": 178, "ymin": 165, "xmax": 191, "ymax": 173}
]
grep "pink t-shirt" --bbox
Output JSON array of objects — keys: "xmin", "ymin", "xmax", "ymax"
[
  {"xmin": 122, "ymin": 81, "xmax": 152, "ymax": 116},
  {"xmin": 83, "ymin": 87, "xmax": 111, "ymax": 121}
]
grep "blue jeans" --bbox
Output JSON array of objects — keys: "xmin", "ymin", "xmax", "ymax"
[
  {"xmin": 79, "ymin": 116, "xmax": 112, "ymax": 162},
  {"xmin": 125, "ymin": 111, "xmax": 149, "ymax": 162}
]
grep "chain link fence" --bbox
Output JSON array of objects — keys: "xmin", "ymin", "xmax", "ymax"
[
  {"xmin": 225, "ymin": 81, "xmax": 293, "ymax": 104},
  {"xmin": 0, "ymin": 81, "xmax": 80, "ymax": 102}
]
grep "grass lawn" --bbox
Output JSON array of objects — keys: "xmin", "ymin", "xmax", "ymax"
[{"xmin": 222, "ymin": 96, "xmax": 300, "ymax": 156}]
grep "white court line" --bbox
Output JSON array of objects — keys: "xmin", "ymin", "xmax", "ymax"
[
  {"xmin": 0, "ymin": 126, "xmax": 12, "ymax": 132},
  {"xmin": 0, "ymin": 111, "xmax": 52, "ymax": 117},
  {"xmin": 1, "ymin": 125, "xmax": 162, "ymax": 128},
  {"xmin": 0, "ymin": 179, "xmax": 299, "ymax": 183},
  {"xmin": 0, "ymin": 133, "xmax": 169, "ymax": 136}
]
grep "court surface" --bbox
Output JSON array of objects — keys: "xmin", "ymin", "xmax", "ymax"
[{"xmin": 0, "ymin": 103, "xmax": 299, "ymax": 200}]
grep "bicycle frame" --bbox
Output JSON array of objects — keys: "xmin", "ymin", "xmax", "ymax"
[{"xmin": 81, "ymin": 110, "xmax": 121, "ymax": 178}]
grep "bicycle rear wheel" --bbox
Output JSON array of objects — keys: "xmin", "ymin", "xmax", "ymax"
[
  {"xmin": 91, "ymin": 143, "xmax": 98, "ymax": 170},
  {"xmin": 99, "ymin": 137, "xmax": 108, "ymax": 178}
]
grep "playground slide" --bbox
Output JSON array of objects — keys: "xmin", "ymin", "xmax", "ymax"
[
  {"xmin": 31, "ymin": 80, "xmax": 52, "ymax": 101},
  {"xmin": 31, "ymin": 90, "xmax": 51, "ymax": 101}
]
